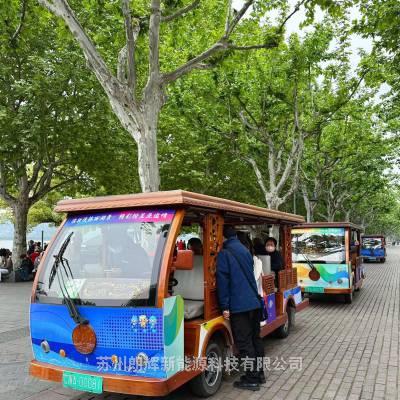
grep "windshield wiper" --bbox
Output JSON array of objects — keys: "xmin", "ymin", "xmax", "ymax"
[
  {"xmin": 295, "ymin": 245, "xmax": 318, "ymax": 271},
  {"xmin": 49, "ymin": 232, "xmax": 88, "ymax": 325},
  {"xmin": 49, "ymin": 233, "xmax": 73, "ymax": 289}
]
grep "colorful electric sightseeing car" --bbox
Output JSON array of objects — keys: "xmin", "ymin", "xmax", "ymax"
[
  {"xmin": 292, "ymin": 222, "xmax": 365, "ymax": 303},
  {"xmin": 361, "ymin": 235, "xmax": 386, "ymax": 263},
  {"xmin": 29, "ymin": 190, "xmax": 308, "ymax": 397}
]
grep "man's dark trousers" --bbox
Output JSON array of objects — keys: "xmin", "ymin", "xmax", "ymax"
[{"xmin": 230, "ymin": 308, "xmax": 264, "ymax": 383}]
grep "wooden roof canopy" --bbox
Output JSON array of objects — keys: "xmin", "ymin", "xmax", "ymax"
[
  {"xmin": 55, "ymin": 190, "xmax": 305, "ymax": 225},
  {"xmin": 293, "ymin": 222, "xmax": 363, "ymax": 231}
]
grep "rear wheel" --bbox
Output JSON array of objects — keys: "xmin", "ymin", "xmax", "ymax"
[
  {"xmin": 380, "ymin": 258, "xmax": 386, "ymax": 263},
  {"xmin": 189, "ymin": 340, "xmax": 223, "ymax": 397},
  {"xmin": 276, "ymin": 306, "xmax": 295, "ymax": 338}
]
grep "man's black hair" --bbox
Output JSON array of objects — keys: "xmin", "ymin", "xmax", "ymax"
[
  {"xmin": 188, "ymin": 237, "xmax": 202, "ymax": 246},
  {"xmin": 223, "ymin": 225, "xmax": 237, "ymax": 239}
]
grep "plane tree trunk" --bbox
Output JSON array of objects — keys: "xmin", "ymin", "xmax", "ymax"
[{"xmin": 38, "ymin": 0, "xmax": 298, "ymax": 192}]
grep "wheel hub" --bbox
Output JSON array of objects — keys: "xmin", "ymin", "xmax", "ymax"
[{"xmin": 204, "ymin": 350, "xmax": 220, "ymax": 387}]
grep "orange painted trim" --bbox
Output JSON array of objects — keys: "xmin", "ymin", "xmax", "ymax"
[
  {"xmin": 200, "ymin": 324, "xmax": 233, "ymax": 357},
  {"xmin": 157, "ymin": 209, "xmax": 185, "ymax": 308},
  {"xmin": 345, "ymin": 228, "xmax": 350, "ymax": 265},
  {"xmin": 31, "ymin": 219, "xmax": 66, "ymax": 303},
  {"xmin": 30, "ymin": 359, "xmax": 200, "ymax": 396},
  {"xmin": 295, "ymin": 299, "xmax": 309, "ymax": 312},
  {"xmin": 260, "ymin": 314, "xmax": 287, "ymax": 337},
  {"xmin": 285, "ymin": 294, "xmax": 309, "ymax": 312}
]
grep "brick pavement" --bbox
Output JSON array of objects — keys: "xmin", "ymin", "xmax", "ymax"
[{"xmin": 1, "ymin": 248, "xmax": 399, "ymax": 400}]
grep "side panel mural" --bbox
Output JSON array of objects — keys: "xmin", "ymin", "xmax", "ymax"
[
  {"xmin": 31, "ymin": 300, "xmax": 184, "ymax": 379},
  {"xmin": 265, "ymin": 293, "xmax": 276, "ymax": 324},
  {"xmin": 163, "ymin": 296, "xmax": 184, "ymax": 378},
  {"xmin": 284, "ymin": 286, "xmax": 302, "ymax": 305},
  {"xmin": 295, "ymin": 263, "xmax": 351, "ymax": 290}
]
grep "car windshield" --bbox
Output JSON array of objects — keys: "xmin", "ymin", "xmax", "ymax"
[
  {"xmin": 35, "ymin": 209, "xmax": 175, "ymax": 307},
  {"xmin": 362, "ymin": 238, "xmax": 382, "ymax": 249},
  {"xmin": 292, "ymin": 227, "xmax": 346, "ymax": 264}
]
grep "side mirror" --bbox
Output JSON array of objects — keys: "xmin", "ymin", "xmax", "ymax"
[{"xmin": 172, "ymin": 250, "xmax": 194, "ymax": 270}]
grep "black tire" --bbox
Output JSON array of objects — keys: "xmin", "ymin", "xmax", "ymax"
[
  {"xmin": 189, "ymin": 340, "xmax": 223, "ymax": 397},
  {"xmin": 344, "ymin": 291, "xmax": 353, "ymax": 304},
  {"xmin": 380, "ymin": 258, "xmax": 386, "ymax": 263},
  {"xmin": 276, "ymin": 306, "xmax": 295, "ymax": 338},
  {"xmin": 221, "ymin": 344, "xmax": 233, "ymax": 381}
]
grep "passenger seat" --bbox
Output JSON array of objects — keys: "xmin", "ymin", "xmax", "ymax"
[{"xmin": 174, "ymin": 255, "xmax": 204, "ymax": 319}]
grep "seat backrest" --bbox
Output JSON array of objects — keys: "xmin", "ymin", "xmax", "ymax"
[{"xmin": 174, "ymin": 255, "xmax": 204, "ymax": 300}]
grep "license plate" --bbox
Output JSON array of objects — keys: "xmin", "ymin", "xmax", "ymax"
[
  {"xmin": 62, "ymin": 371, "xmax": 103, "ymax": 394},
  {"xmin": 305, "ymin": 286, "xmax": 324, "ymax": 293}
]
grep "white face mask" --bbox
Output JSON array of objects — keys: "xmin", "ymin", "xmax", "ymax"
[{"xmin": 266, "ymin": 245, "xmax": 275, "ymax": 252}]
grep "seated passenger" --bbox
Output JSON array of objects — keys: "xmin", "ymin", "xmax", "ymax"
[
  {"xmin": 187, "ymin": 237, "xmax": 203, "ymax": 255},
  {"xmin": 264, "ymin": 237, "xmax": 284, "ymax": 274},
  {"xmin": 106, "ymin": 226, "xmax": 151, "ymax": 278}
]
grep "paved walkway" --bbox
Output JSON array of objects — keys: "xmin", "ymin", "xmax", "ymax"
[{"xmin": 1, "ymin": 248, "xmax": 399, "ymax": 400}]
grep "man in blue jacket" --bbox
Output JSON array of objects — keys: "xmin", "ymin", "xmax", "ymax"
[{"xmin": 216, "ymin": 225, "xmax": 265, "ymax": 391}]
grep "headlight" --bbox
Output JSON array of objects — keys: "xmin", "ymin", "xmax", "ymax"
[{"xmin": 40, "ymin": 340, "xmax": 50, "ymax": 353}]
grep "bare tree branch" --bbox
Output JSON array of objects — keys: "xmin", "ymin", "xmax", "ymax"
[
  {"xmin": 37, "ymin": 0, "xmax": 59, "ymax": 14},
  {"xmin": 276, "ymin": 135, "xmax": 303, "ymax": 194},
  {"xmin": 38, "ymin": 0, "xmax": 122, "ymax": 98},
  {"xmin": 162, "ymin": 0, "xmax": 263, "ymax": 84},
  {"xmin": 0, "ymin": 164, "xmax": 16, "ymax": 204},
  {"xmin": 27, "ymin": 160, "xmax": 43, "ymax": 191},
  {"xmin": 121, "ymin": 0, "xmax": 139, "ymax": 91},
  {"xmin": 194, "ymin": 63, "xmax": 215, "ymax": 70},
  {"xmin": 246, "ymin": 157, "xmax": 269, "ymax": 200},
  {"xmin": 10, "ymin": 0, "xmax": 27, "ymax": 43},
  {"xmin": 162, "ymin": 42, "xmax": 226, "ymax": 84},
  {"xmin": 276, "ymin": 149, "xmax": 283, "ymax": 174},
  {"xmin": 228, "ymin": 43, "xmax": 276, "ymax": 51},
  {"xmin": 161, "ymin": 0, "xmax": 200, "ymax": 22},
  {"xmin": 117, "ymin": 45, "xmax": 128, "ymax": 83},
  {"xmin": 30, "ymin": 165, "xmax": 54, "ymax": 204},
  {"xmin": 30, "ymin": 173, "xmax": 83, "ymax": 205},
  {"xmin": 224, "ymin": 0, "xmax": 254, "ymax": 37},
  {"xmin": 148, "ymin": 0, "xmax": 161, "ymax": 85},
  {"xmin": 225, "ymin": 0, "xmax": 233, "ymax": 32},
  {"xmin": 239, "ymin": 111, "xmax": 258, "ymax": 131},
  {"xmin": 277, "ymin": 0, "xmax": 308, "ymax": 34}
]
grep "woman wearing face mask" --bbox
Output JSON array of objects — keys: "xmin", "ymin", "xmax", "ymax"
[{"xmin": 264, "ymin": 237, "xmax": 284, "ymax": 275}]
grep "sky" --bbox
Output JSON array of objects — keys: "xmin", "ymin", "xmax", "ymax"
[
  {"xmin": 232, "ymin": 0, "xmax": 390, "ymax": 99},
  {"xmin": 232, "ymin": 0, "xmax": 372, "ymax": 73}
]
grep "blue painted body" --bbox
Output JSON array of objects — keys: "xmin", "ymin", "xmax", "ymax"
[
  {"xmin": 30, "ymin": 303, "xmax": 166, "ymax": 378},
  {"xmin": 361, "ymin": 247, "xmax": 385, "ymax": 259}
]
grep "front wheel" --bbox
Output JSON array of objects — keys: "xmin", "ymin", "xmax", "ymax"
[
  {"xmin": 380, "ymin": 258, "xmax": 386, "ymax": 263},
  {"xmin": 189, "ymin": 340, "xmax": 223, "ymax": 397},
  {"xmin": 344, "ymin": 291, "xmax": 353, "ymax": 304}
]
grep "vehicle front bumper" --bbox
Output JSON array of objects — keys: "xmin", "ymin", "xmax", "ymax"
[
  {"xmin": 30, "ymin": 359, "xmax": 200, "ymax": 396},
  {"xmin": 301, "ymin": 287, "xmax": 353, "ymax": 294}
]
